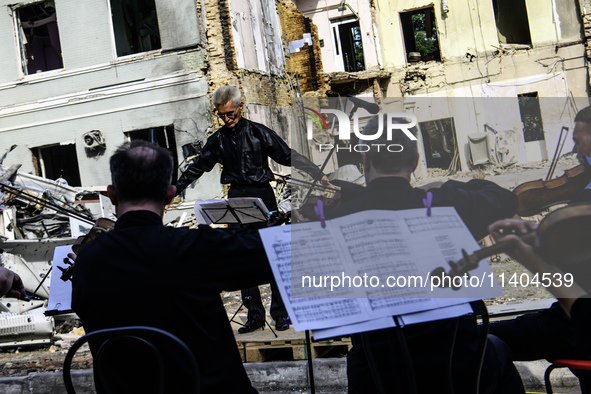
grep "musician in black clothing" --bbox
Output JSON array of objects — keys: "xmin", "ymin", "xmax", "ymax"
[
  {"xmin": 488, "ymin": 105, "xmax": 591, "ymax": 392},
  {"xmin": 327, "ymin": 115, "xmax": 524, "ymax": 393},
  {"xmin": 72, "ymin": 140, "xmax": 273, "ymax": 393},
  {"xmin": 175, "ymin": 85, "xmax": 332, "ymax": 333}
]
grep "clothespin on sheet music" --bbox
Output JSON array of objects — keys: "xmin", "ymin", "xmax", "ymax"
[
  {"xmin": 314, "ymin": 199, "xmax": 326, "ymax": 228},
  {"xmin": 423, "ymin": 191, "xmax": 433, "ymax": 217}
]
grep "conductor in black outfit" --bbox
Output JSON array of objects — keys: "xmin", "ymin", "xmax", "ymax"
[{"xmin": 175, "ymin": 85, "xmax": 332, "ymax": 333}]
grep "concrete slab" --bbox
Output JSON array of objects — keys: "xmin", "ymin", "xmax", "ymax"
[{"xmin": 0, "ymin": 359, "xmax": 582, "ymax": 393}]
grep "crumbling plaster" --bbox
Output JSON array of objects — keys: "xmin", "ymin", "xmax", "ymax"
[
  {"xmin": 0, "ymin": 0, "xmax": 213, "ymax": 192},
  {"xmin": 294, "ymin": 0, "xmax": 380, "ymax": 72}
]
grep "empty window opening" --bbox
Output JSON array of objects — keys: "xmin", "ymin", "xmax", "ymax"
[
  {"xmin": 16, "ymin": 1, "xmax": 63, "ymax": 75},
  {"xmin": 518, "ymin": 92, "xmax": 544, "ymax": 142},
  {"xmin": 400, "ymin": 7, "xmax": 440, "ymax": 63},
  {"xmin": 331, "ymin": 18, "xmax": 365, "ymax": 72},
  {"xmin": 125, "ymin": 126, "xmax": 178, "ymax": 182},
  {"xmin": 110, "ymin": 0, "xmax": 161, "ymax": 57},
  {"xmin": 32, "ymin": 144, "xmax": 81, "ymax": 186},
  {"xmin": 419, "ymin": 118, "xmax": 458, "ymax": 170},
  {"xmin": 492, "ymin": 0, "xmax": 532, "ymax": 46}
]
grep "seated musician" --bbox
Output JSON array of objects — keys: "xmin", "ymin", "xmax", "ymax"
[
  {"xmin": 326, "ymin": 115, "xmax": 525, "ymax": 393},
  {"xmin": 488, "ymin": 105, "xmax": 591, "ymax": 390},
  {"xmin": 71, "ymin": 140, "xmax": 274, "ymax": 393}
]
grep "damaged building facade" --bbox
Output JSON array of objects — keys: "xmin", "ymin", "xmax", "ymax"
[
  {"xmin": 0, "ymin": 0, "xmax": 321, "ymax": 204},
  {"xmin": 3, "ymin": 0, "xmax": 585, "ymax": 200},
  {"xmin": 0, "ymin": 0, "xmax": 321, "ymax": 345},
  {"xmin": 293, "ymin": 0, "xmax": 591, "ymax": 176}
]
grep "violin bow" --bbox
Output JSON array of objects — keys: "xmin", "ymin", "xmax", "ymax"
[{"xmin": 546, "ymin": 126, "xmax": 569, "ymax": 181}]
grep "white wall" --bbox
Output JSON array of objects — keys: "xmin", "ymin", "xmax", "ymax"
[{"xmin": 295, "ymin": 0, "xmax": 379, "ymax": 72}]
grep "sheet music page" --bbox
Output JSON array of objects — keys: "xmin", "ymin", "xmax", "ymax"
[
  {"xmin": 311, "ymin": 303, "xmax": 473, "ymax": 340},
  {"xmin": 258, "ymin": 207, "xmax": 502, "ymax": 332},
  {"xmin": 46, "ymin": 245, "xmax": 74, "ymax": 315}
]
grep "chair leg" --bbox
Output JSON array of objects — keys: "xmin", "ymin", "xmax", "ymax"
[{"xmin": 545, "ymin": 364, "xmax": 558, "ymax": 394}]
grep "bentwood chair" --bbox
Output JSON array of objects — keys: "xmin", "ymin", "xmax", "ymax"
[
  {"xmin": 545, "ymin": 359, "xmax": 591, "ymax": 394},
  {"xmin": 63, "ymin": 326, "xmax": 200, "ymax": 394}
]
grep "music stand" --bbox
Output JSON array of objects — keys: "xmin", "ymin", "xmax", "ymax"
[
  {"xmin": 194, "ymin": 197, "xmax": 269, "ymax": 226},
  {"xmin": 194, "ymin": 198, "xmax": 278, "ymax": 337}
]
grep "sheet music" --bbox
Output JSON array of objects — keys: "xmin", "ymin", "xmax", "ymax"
[
  {"xmin": 311, "ymin": 303, "xmax": 473, "ymax": 340},
  {"xmin": 46, "ymin": 245, "xmax": 74, "ymax": 315},
  {"xmin": 258, "ymin": 207, "xmax": 502, "ymax": 332}
]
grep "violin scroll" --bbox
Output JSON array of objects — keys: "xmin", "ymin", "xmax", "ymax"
[{"xmin": 431, "ymin": 248, "xmax": 481, "ymax": 291}]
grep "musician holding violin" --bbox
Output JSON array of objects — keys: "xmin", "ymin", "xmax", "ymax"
[
  {"xmin": 488, "ymin": 105, "xmax": 591, "ymax": 392},
  {"xmin": 72, "ymin": 140, "xmax": 276, "ymax": 393},
  {"xmin": 326, "ymin": 115, "xmax": 524, "ymax": 394}
]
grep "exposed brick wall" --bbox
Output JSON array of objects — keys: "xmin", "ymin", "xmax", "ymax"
[
  {"xmin": 202, "ymin": 0, "xmax": 316, "ymax": 130},
  {"xmin": 276, "ymin": 0, "xmax": 328, "ymax": 96}
]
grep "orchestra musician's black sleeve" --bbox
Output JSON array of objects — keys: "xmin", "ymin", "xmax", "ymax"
[{"xmin": 430, "ymin": 179, "xmax": 518, "ymax": 240}]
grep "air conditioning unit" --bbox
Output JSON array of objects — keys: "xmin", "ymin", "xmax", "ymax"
[{"xmin": 82, "ymin": 130, "xmax": 106, "ymax": 150}]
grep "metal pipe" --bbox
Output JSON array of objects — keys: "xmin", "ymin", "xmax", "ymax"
[{"xmin": 301, "ymin": 3, "xmax": 360, "ymax": 20}]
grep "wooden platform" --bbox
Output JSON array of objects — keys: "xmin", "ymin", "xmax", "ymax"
[{"xmin": 229, "ymin": 315, "xmax": 351, "ymax": 363}]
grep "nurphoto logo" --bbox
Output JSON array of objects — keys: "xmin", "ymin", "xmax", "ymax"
[{"xmin": 305, "ymin": 108, "xmax": 418, "ymax": 153}]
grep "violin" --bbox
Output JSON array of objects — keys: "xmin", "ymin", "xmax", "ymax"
[
  {"xmin": 431, "ymin": 202, "xmax": 591, "ymax": 289},
  {"xmin": 513, "ymin": 162, "xmax": 591, "ymax": 217},
  {"xmin": 61, "ymin": 218, "xmax": 115, "ymax": 281}
]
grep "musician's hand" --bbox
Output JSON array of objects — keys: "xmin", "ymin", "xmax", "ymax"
[
  {"xmin": 490, "ymin": 218, "xmax": 587, "ymax": 315},
  {"xmin": 488, "ymin": 219, "xmax": 538, "ymax": 262},
  {"xmin": 0, "ymin": 267, "xmax": 25, "ymax": 298},
  {"xmin": 320, "ymin": 176, "xmax": 336, "ymax": 199},
  {"xmin": 67, "ymin": 252, "xmax": 77, "ymax": 262},
  {"xmin": 488, "ymin": 218, "xmax": 559, "ymax": 284}
]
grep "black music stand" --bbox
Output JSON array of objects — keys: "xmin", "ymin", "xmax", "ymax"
[
  {"xmin": 195, "ymin": 198, "xmax": 278, "ymax": 337},
  {"xmin": 194, "ymin": 197, "xmax": 269, "ymax": 226}
]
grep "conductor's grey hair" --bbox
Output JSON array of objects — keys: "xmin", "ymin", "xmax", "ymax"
[{"xmin": 212, "ymin": 86, "xmax": 242, "ymax": 107}]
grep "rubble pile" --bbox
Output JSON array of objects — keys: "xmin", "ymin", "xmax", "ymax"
[{"xmin": 0, "ymin": 164, "xmax": 108, "ymax": 351}]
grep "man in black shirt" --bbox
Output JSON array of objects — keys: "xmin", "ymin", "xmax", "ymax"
[
  {"xmin": 488, "ymin": 105, "xmax": 591, "ymax": 391},
  {"xmin": 72, "ymin": 140, "xmax": 272, "ymax": 393},
  {"xmin": 176, "ymin": 85, "xmax": 331, "ymax": 333},
  {"xmin": 327, "ymin": 115, "xmax": 524, "ymax": 393}
]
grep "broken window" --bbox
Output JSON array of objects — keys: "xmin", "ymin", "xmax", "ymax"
[
  {"xmin": 125, "ymin": 126, "xmax": 178, "ymax": 182},
  {"xmin": 419, "ymin": 118, "xmax": 458, "ymax": 171},
  {"xmin": 518, "ymin": 92, "xmax": 544, "ymax": 142},
  {"xmin": 15, "ymin": 1, "xmax": 63, "ymax": 75},
  {"xmin": 492, "ymin": 0, "xmax": 532, "ymax": 46},
  {"xmin": 400, "ymin": 7, "xmax": 440, "ymax": 63},
  {"xmin": 110, "ymin": 0, "xmax": 161, "ymax": 57},
  {"xmin": 330, "ymin": 18, "xmax": 365, "ymax": 72},
  {"xmin": 32, "ymin": 144, "xmax": 81, "ymax": 186}
]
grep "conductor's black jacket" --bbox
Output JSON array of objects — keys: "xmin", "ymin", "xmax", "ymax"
[{"xmin": 175, "ymin": 117, "xmax": 323, "ymax": 194}]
